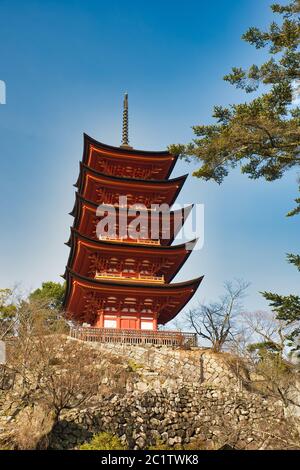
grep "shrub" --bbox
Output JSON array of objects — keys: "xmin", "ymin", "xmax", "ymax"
[
  {"xmin": 127, "ymin": 359, "xmax": 143, "ymax": 372},
  {"xmin": 79, "ymin": 432, "xmax": 127, "ymax": 450}
]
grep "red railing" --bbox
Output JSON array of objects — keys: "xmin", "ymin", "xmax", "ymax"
[{"xmin": 70, "ymin": 326, "xmax": 197, "ymax": 348}]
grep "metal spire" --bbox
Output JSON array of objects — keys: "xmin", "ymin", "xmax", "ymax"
[{"xmin": 120, "ymin": 93, "xmax": 132, "ymax": 148}]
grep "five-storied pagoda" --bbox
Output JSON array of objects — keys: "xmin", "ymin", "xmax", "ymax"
[{"xmin": 63, "ymin": 95, "xmax": 203, "ymax": 332}]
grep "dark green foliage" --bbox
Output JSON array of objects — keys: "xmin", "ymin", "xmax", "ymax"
[
  {"xmin": 29, "ymin": 282, "xmax": 65, "ymax": 310},
  {"xmin": 28, "ymin": 282, "xmax": 66, "ymax": 332},
  {"xmin": 169, "ymin": 1, "xmax": 300, "ymax": 184},
  {"xmin": 262, "ymin": 289, "xmax": 300, "ymax": 346},
  {"xmin": 262, "ymin": 291, "xmax": 300, "ymax": 322},
  {"xmin": 0, "ymin": 289, "xmax": 16, "ymax": 321},
  {"xmin": 287, "ymin": 185, "xmax": 300, "ymax": 216},
  {"xmin": 286, "ymin": 252, "xmax": 300, "ymax": 270},
  {"xmin": 0, "ymin": 289, "xmax": 17, "ymax": 337},
  {"xmin": 247, "ymin": 340, "xmax": 283, "ymax": 354},
  {"xmin": 0, "ymin": 282, "xmax": 67, "ymax": 338},
  {"xmin": 261, "ymin": 247, "xmax": 300, "ymax": 347}
]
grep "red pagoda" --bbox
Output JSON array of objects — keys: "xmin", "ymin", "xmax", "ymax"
[{"xmin": 63, "ymin": 95, "xmax": 203, "ymax": 333}]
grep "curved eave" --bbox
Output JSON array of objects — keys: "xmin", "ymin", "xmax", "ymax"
[
  {"xmin": 75, "ymin": 163, "xmax": 187, "ymax": 208},
  {"xmin": 66, "ymin": 268, "xmax": 204, "ymax": 304},
  {"xmin": 67, "ymin": 268, "xmax": 203, "ymax": 289},
  {"xmin": 63, "ymin": 268, "xmax": 204, "ymax": 318},
  {"xmin": 69, "ymin": 192, "xmax": 193, "ymax": 219},
  {"xmin": 75, "ymin": 162, "xmax": 188, "ymax": 194},
  {"xmin": 64, "ymin": 228, "xmax": 198, "ymax": 283},
  {"xmin": 68, "ymin": 227, "xmax": 197, "ymax": 252}
]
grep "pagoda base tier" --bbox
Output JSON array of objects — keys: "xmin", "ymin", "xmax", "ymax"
[{"xmin": 64, "ymin": 269, "xmax": 203, "ymax": 326}]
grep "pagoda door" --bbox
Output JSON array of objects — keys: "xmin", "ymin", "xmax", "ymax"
[{"xmin": 120, "ymin": 317, "xmax": 137, "ymax": 329}]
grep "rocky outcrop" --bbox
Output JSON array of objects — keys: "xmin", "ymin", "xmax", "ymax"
[{"xmin": 1, "ymin": 340, "xmax": 299, "ymax": 450}]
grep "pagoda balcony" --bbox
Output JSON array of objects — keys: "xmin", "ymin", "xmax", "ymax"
[
  {"xmin": 104, "ymin": 203, "xmax": 158, "ymax": 212},
  {"xmin": 98, "ymin": 235, "xmax": 161, "ymax": 245},
  {"xmin": 94, "ymin": 271, "xmax": 165, "ymax": 283},
  {"xmin": 70, "ymin": 326, "xmax": 197, "ymax": 348}
]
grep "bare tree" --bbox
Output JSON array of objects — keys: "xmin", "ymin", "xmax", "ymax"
[
  {"xmin": 0, "ymin": 298, "xmax": 105, "ymax": 449},
  {"xmin": 0, "ymin": 294, "xmax": 140, "ymax": 449},
  {"xmin": 1, "ymin": 332, "xmax": 105, "ymax": 449},
  {"xmin": 234, "ymin": 310, "xmax": 300, "ymax": 408},
  {"xmin": 229, "ymin": 310, "xmax": 288, "ymax": 359},
  {"xmin": 187, "ymin": 280, "xmax": 249, "ymax": 352},
  {"xmin": 5, "ymin": 299, "xmax": 101, "ymax": 417},
  {"xmin": 244, "ymin": 310, "xmax": 290, "ymax": 356}
]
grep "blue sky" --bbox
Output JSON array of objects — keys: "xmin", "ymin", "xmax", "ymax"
[{"xmin": 0, "ymin": 0, "xmax": 299, "ymax": 316}]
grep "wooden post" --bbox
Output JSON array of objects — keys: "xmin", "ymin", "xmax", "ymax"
[{"xmin": 95, "ymin": 310, "xmax": 104, "ymax": 328}]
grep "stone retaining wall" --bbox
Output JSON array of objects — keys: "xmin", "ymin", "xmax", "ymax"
[
  {"xmin": 87, "ymin": 342, "xmax": 251, "ymax": 391},
  {"xmin": 50, "ymin": 384, "xmax": 291, "ymax": 450},
  {"xmin": 47, "ymin": 342, "xmax": 297, "ymax": 450}
]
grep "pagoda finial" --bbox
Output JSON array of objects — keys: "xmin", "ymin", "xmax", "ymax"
[{"xmin": 120, "ymin": 92, "xmax": 133, "ymax": 149}]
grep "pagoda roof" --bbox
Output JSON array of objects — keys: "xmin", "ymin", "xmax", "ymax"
[
  {"xmin": 64, "ymin": 228, "xmax": 198, "ymax": 283},
  {"xmin": 69, "ymin": 193, "xmax": 193, "ymax": 246},
  {"xmin": 83, "ymin": 133, "xmax": 174, "ymax": 157},
  {"xmin": 82, "ymin": 134, "xmax": 177, "ymax": 180},
  {"xmin": 75, "ymin": 163, "xmax": 187, "ymax": 207},
  {"xmin": 64, "ymin": 268, "xmax": 203, "ymax": 325}
]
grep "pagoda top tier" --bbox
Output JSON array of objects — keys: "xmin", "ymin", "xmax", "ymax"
[{"xmin": 82, "ymin": 134, "xmax": 177, "ymax": 180}]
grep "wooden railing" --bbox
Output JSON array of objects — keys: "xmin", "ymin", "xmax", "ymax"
[
  {"xmin": 69, "ymin": 326, "xmax": 197, "ymax": 348},
  {"xmin": 94, "ymin": 272, "xmax": 165, "ymax": 283},
  {"xmin": 105, "ymin": 203, "xmax": 158, "ymax": 212},
  {"xmin": 98, "ymin": 235, "xmax": 160, "ymax": 246}
]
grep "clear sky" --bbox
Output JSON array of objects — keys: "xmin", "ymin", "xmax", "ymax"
[{"xmin": 0, "ymin": 0, "xmax": 299, "ymax": 317}]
